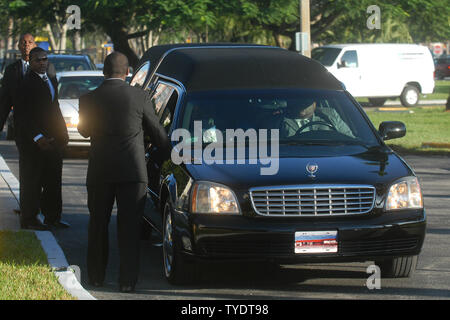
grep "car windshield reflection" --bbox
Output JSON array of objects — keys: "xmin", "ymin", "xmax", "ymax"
[
  {"xmin": 180, "ymin": 89, "xmax": 380, "ymax": 148},
  {"xmin": 58, "ymin": 76, "xmax": 104, "ymax": 99}
]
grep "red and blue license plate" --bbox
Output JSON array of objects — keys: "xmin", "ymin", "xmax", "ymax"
[{"xmin": 295, "ymin": 231, "xmax": 338, "ymax": 254}]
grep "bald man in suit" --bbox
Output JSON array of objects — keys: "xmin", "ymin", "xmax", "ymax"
[{"xmin": 78, "ymin": 52, "xmax": 170, "ymax": 292}]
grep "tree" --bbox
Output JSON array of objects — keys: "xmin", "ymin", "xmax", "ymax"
[
  {"xmin": 212, "ymin": 0, "xmax": 449, "ymax": 49},
  {"xmin": 2, "ymin": 0, "xmax": 448, "ymax": 68},
  {"xmin": 399, "ymin": 0, "xmax": 450, "ymax": 42},
  {"xmin": 78, "ymin": 0, "xmax": 218, "ymax": 68},
  {"xmin": 0, "ymin": 0, "xmax": 41, "ymax": 56}
]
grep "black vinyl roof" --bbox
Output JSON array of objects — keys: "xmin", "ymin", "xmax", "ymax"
[
  {"xmin": 141, "ymin": 45, "xmax": 343, "ymax": 92},
  {"xmin": 139, "ymin": 43, "xmax": 268, "ymax": 76}
]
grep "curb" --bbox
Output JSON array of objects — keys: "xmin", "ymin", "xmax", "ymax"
[
  {"xmin": 421, "ymin": 142, "xmax": 450, "ymax": 149},
  {"xmin": 362, "ymin": 99, "xmax": 447, "ymax": 110},
  {"xmin": 35, "ymin": 231, "xmax": 95, "ymax": 300},
  {"xmin": 385, "ymin": 99, "xmax": 447, "ymax": 106},
  {"xmin": 0, "ymin": 154, "xmax": 95, "ymax": 300}
]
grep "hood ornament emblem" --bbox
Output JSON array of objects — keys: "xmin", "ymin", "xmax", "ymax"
[{"xmin": 306, "ymin": 162, "xmax": 318, "ymax": 178}]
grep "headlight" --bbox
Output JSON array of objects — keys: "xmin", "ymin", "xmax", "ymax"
[
  {"xmin": 65, "ymin": 114, "xmax": 79, "ymax": 128},
  {"xmin": 70, "ymin": 114, "xmax": 79, "ymax": 126},
  {"xmin": 191, "ymin": 182, "xmax": 240, "ymax": 214},
  {"xmin": 386, "ymin": 176, "xmax": 423, "ymax": 211}
]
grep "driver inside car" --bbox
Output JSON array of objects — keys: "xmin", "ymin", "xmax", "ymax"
[{"xmin": 279, "ymin": 98, "xmax": 354, "ymax": 138}]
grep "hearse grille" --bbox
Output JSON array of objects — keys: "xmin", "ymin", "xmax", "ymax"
[{"xmin": 249, "ymin": 185, "xmax": 375, "ymax": 217}]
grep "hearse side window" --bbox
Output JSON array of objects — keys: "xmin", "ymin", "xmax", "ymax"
[
  {"xmin": 159, "ymin": 90, "xmax": 178, "ymax": 133},
  {"xmin": 340, "ymin": 50, "xmax": 358, "ymax": 68},
  {"xmin": 151, "ymin": 82, "xmax": 175, "ymax": 115},
  {"xmin": 130, "ymin": 61, "xmax": 150, "ymax": 88}
]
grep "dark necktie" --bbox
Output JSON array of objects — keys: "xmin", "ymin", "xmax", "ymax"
[
  {"xmin": 23, "ymin": 62, "xmax": 28, "ymax": 76},
  {"xmin": 43, "ymin": 75, "xmax": 55, "ymax": 101}
]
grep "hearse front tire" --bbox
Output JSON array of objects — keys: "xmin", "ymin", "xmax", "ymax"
[
  {"xmin": 162, "ymin": 201, "xmax": 198, "ymax": 285},
  {"xmin": 375, "ymin": 255, "xmax": 418, "ymax": 278}
]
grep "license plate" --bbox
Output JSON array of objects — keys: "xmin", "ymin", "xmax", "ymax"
[{"xmin": 295, "ymin": 231, "xmax": 338, "ymax": 254}]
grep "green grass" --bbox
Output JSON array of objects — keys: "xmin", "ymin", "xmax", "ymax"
[
  {"xmin": 366, "ymin": 106, "xmax": 450, "ymax": 155},
  {"xmin": 425, "ymin": 80, "xmax": 450, "ymax": 100},
  {"xmin": 357, "ymin": 80, "xmax": 450, "ymax": 103},
  {"xmin": 0, "ymin": 231, "xmax": 75, "ymax": 300}
]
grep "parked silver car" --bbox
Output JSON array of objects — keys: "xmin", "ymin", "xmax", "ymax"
[{"xmin": 57, "ymin": 70, "xmax": 105, "ymax": 147}]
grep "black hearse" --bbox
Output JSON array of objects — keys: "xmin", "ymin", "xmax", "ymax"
[{"xmin": 131, "ymin": 45, "xmax": 426, "ymax": 284}]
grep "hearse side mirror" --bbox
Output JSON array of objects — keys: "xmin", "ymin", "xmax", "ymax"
[{"xmin": 379, "ymin": 121, "xmax": 406, "ymax": 140}]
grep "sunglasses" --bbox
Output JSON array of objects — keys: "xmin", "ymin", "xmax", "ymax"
[{"xmin": 32, "ymin": 57, "xmax": 48, "ymax": 62}]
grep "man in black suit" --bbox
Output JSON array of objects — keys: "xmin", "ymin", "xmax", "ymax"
[
  {"xmin": 0, "ymin": 34, "xmax": 57, "ymax": 138},
  {"xmin": 15, "ymin": 47, "xmax": 69, "ymax": 230},
  {"xmin": 0, "ymin": 34, "xmax": 60, "ymax": 227},
  {"xmin": 0, "ymin": 34, "xmax": 36, "ymax": 136},
  {"xmin": 78, "ymin": 52, "xmax": 169, "ymax": 293}
]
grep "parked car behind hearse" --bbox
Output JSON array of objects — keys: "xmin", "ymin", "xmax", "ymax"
[
  {"xmin": 131, "ymin": 44, "xmax": 426, "ymax": 284},
  {"xmin": 57, "ymin": 70, "xmax": 105, "ymax": 147}
]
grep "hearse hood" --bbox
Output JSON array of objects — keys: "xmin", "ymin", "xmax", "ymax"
[{"xmin": 184, "ymin": 146, "xmax": 413, "ymax": 191}]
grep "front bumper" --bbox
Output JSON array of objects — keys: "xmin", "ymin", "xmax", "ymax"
[
  {"xmin": 174, "ymin": 209, "xmax": 426, "ymax": 263},
  {"xmin": 67, "ymin": 127, "xmax": 90, "ymax": 147}
]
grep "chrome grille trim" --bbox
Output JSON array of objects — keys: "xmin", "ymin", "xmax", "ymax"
[{"xmin": 249, "ymin": 185, "xmax": 376, "ymax": 217}]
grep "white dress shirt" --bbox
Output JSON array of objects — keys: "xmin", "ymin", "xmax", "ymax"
[{"xmin": 21, "ymin": 59, "xmax": 29, "ymax": 76}]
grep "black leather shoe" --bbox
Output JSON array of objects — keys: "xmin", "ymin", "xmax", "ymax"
[
  {"xmin": 89, "ymin": 280, "xmax": 103, "ymax": 287},
  {"xmin": 46, "ymin": 220, "xmax": 71, "ymax": 229},
  {"xmin": 119, "ymin": 285, "xmax": 135, "ymax": 293},
  {"xmin": 21, "ymin": 220, "xmax": 49, "ymax": 231}
]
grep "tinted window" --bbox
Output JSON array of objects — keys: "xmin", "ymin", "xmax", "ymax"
[
  {"xmin": 180, "ymin": 89, "xmax": 379, "ymax": 147},
  {"xmin": 436, "ymin": 56, "xmax": 449, "ymax": 64},
  {"xmin": 151, "ymin": 82, "xmax": 176, "ymax": 115},
  {"xmin": 159, "ymin": 92, "xmax": 178, "ymax": 133},
  {"xmin": 312, "ymin": 47, "xmax": 342, "ymax": 66},
  {"xmin": 130, "ymin": 61, "xmax": 150, "ymax": 88},
  {"xmin": 58, "ymin": 76, "xmax": 104, "ymax": 99},
  {"xmin": 49, "ymin": 56, "xmax": 94, "ymax": 72}
]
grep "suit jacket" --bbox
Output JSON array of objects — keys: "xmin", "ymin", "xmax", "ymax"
[
  {"xmin": 0, "ymin": 60, "xmax": 25, "ymax": 133},
  {"xmin": 78, "ymin": 79, "xmax": 170, "ymax": 185},
  {"xmin": 15, "ymin": 71, "xmax": 68, "ymax": 147},
  {"xmin": 0, "ymin": 60, "xmax": 57, "ymax": 136}
]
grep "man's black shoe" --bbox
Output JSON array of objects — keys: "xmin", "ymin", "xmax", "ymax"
[
  {"xmin": 46, "ymin": 220, "xmax": 71, "ymax": 229},
  {"xmin": 119, "ymin": 285, "xmax": 135, "ymax": 293},
  {"xmin": 21, "ymin": 220, "xmax": 49, "ymax": 231},
  {"xmin": 88, "ymin": 280, "xmax": 103, "ymax": 287}
]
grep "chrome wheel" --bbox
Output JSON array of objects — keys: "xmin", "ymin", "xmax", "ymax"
[
  {"xmin": 163, "ymin": 204, "xmax": 174, "ymax": 278},
  {"xmin": 161, "ymin": 201, "xmax": 198, "ymax": 284}
]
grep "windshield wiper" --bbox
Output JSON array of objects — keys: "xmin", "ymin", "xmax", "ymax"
[
  {"xmin": 280, "ymin": 140, "xmax": 336, "ymax": 146},
  {"xmin": 280, "ymin": 140, "xmax": 377, "ymax": 148}
]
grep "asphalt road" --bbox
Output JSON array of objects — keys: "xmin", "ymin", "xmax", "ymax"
[{"xmin": 1, "ymin": 138, "xmax": 450, "ymax": 300}]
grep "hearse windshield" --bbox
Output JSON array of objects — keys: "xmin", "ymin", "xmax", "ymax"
[{"xmin": 180, "ymin": 89, "xmax": 380, "ymax": 148}]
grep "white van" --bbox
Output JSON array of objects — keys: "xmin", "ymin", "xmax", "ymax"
[{"xmin": 311, "ymin": 44, "xmax": 435, "ymax": 107}]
